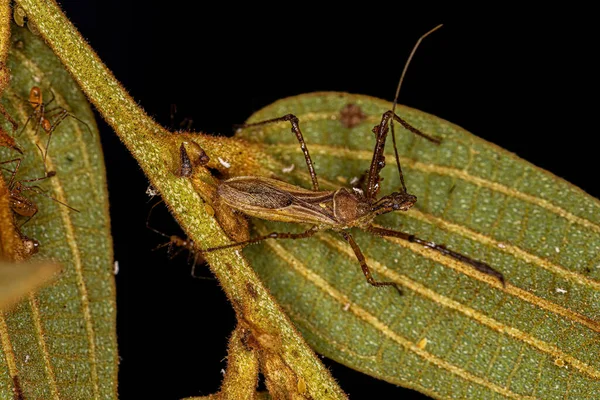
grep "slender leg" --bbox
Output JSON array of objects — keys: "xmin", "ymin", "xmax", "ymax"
[
  {"xmin": 340, "ymin": 231, "xmax": 403, "ymax": 296},
  {"xmin": 367, "ymin": 110, "xmax": 440, "ymax": 199},
  {"xmin": 390, "ymin": 111, "xmax": 440, "ymax": 143},
  {"xmin": 44, "ymin": 106, "xmax": 93, "ymax": 135},
  {"xmin": 0, "ymin": 158, "xmax": 22, "ymax": 187},
  {"xmin": 146, "ymin": 199, "xmax": 168, "ymax": 236},
  {"xmin": 20, "ymin": 185, "xmax": 79, "ymax": 213},
  {"xmin": 366, "ymin": 225, "xmax": 505, "ymax": 285},
  {"xmin": 199, "ymin": 225, "xmax": 318, "ymax": 253},
  {"xmin": 41, "ymin": 110, "xmax": 68, "ymax": 162},
  {"xmin": 39, "ymin": 107, "xmax": 93, "ymax": 159},
  {"xmin": 0, "ymin": 105, "xmax": 18, "ymax": 131},
  {"xmin": 15, "ymin": 105, "xmax": 39, "ymax": 137},
  {"xmin": 236, "ymin": 114, "xmax": 319, "ymax": 191}
]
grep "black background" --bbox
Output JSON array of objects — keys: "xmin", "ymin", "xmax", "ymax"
[{"xmin": 47, "ymin": 3, "xmax": 598, "ymax": 399}]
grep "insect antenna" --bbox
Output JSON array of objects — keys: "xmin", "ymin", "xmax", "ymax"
[
  {"xmin": 390, "ymin": 24, "xmax": 443, "ymax": 193},
  {"xmin": 20, "ymin": 183, "xmax": 80, "ymax": 213}
]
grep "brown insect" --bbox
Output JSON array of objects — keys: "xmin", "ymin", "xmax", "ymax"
[
  {"xmin": 1, "ymin": 158, "xmax": 79, "ymax": 226},
  {"xmin": 18, "ymin": 86, "xmax": 92, "ymax": 165},
  {"xmin": 185, "ymin": 25, "xmax": 505, "ymax": 295}
]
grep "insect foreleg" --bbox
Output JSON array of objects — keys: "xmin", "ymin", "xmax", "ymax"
[
  {"xmin": 236, "ymin": 114, "xmax": 320, "ymax": 191},
  {"xmin": 366, "ymin": 225, "xmax": 505, "ymax": 285},
  {"xmin": 340, "ymin": 231, "xmax": 403, "ymax": 297}
]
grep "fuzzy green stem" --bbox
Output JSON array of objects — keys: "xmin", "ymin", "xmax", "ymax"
[{"xmin": 0, "ymin": 0, "xmax": 11, "ymax": 91}]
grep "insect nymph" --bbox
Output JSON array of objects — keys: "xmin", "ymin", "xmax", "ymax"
[{"xmin": 192, "ymin": 25, "xmax": 504, "ymax": 295}]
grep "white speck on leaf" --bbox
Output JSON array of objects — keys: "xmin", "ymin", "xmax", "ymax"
[
  {"xmin": 113, "ymin": 261, "xmax": 120, "ymax": 275},
  {"xmin": 282, "ymin": 164, "xmax": 295, "ymax": 173},
  {"xmin": 556, "ymin": 287, "xmax": 567, "ymax": 294}
]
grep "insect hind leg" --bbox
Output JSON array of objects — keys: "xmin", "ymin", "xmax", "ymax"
[{"xmin": 235, "ymin": 114, "xmax": 320, "ymax": 191}]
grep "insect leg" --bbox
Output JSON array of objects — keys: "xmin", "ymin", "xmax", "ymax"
[
  {"xmin": 199, "ymin": 225, "xmax": 319, "ymax": 253},
  {"xmin": 145, "ymin": 199, "xmax": 169, "ymax": 236},
  {"xmin": 340, "ymin": 231, "xmax": 403, "ymax": 296},
  {"xmin": 43, "ymin": 89, "xmax": 56, "ymax": 107},
  {"xmin": 0, "ymin": 105, "xmax": 18, "ymax": 131},
  {"xmin": 21, "ymin": 185, "xmax": 79, "ymax": 213},
  {"xmin": 46, "ymin": 107, "xmax": 93, "ymax": 135},
  {"xmin": 236, "ymin": 114, "xmax": 319, "ymax": 191},
  {"xmin": 41, "ymin": 110, "xmax": 69, "ymax": 163},
  {"xmin": 367, "ymin": 111, "xmax": 440, "ymax": 199},
  {"xmin": 366, "ymin": 225, "xmax": 505, "ymax": 285},
  {"xmin": 0, "ymin": 157, "xmax": 22, "ymax": 187},
  {"xmin": 16, "ymin": 108, "xmax": 35, "ymax": 137}
]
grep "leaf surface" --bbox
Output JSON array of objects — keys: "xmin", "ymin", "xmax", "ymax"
[
  {"xmin": 0, "ymin": 25, "xmax": 116, "ymax": 399},
  {"xmin": 237, "ymin": 93, "xmax": 600, "ymax": 399}
]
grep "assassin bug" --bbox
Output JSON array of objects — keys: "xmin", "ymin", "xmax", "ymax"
[
  {"xmin": 1, "ymin": 158, "xmax": 79, "ymax": 226},
  {"xmin": 186, "ymin": 25, "xmax": 505, "ymax": 295},
  {"xmin": 18, "ymin": 86, "xmax": 92, "ymax": 167}
]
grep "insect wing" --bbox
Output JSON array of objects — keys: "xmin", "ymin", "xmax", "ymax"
[{"xmin": 218, "ymin": 176, "xmax": 337, "ymax": 226}]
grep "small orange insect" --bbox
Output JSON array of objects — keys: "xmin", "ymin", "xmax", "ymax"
[{"xmin": 18, "ymin": 86, "xmax": 91, "ymax": 166}]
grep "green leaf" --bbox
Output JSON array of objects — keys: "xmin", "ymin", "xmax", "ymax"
[
  {"xmin": 237, "ymin": 93, "xmax": 600, "ymax": 399},
  {"xmin": 0, "ymin": 25, "xmax": 117, "ymax": 399}
]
